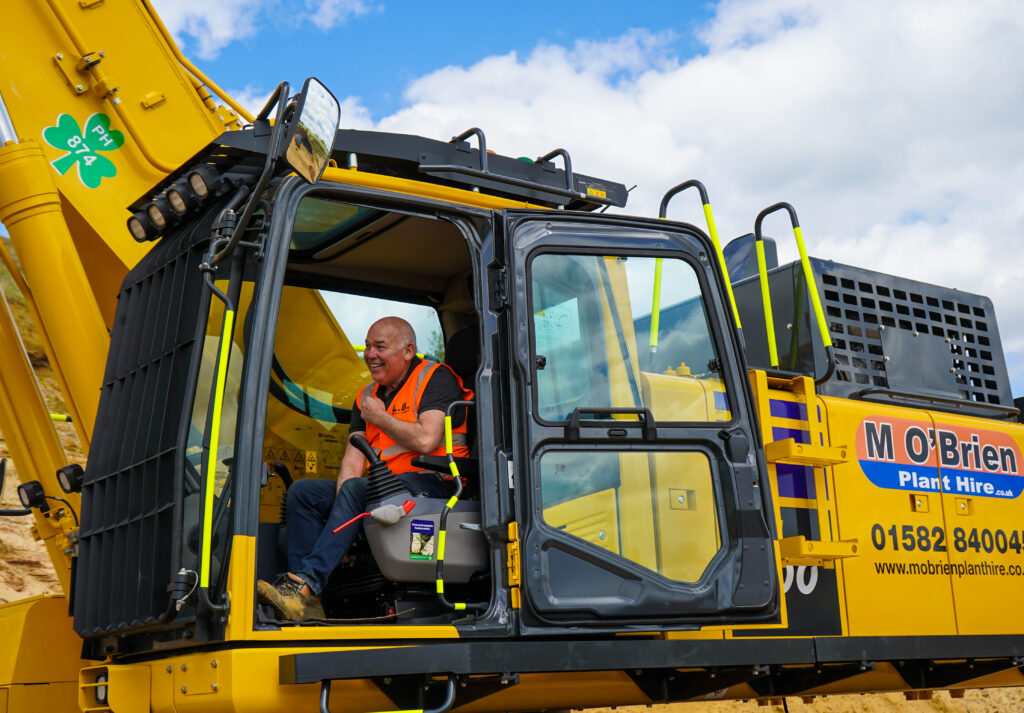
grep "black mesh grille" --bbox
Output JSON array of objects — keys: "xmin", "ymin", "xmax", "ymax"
[
  {"xmin": 815, "ymin": 259, "xmax": 1012, "ymax": 408},
  {"xmin": 74, "ymin": 231, "xmax": 209, "ymax": 638},
  {"xmin": 730, "ymin": 257, "xmax": 1013, "ymax": 416}
]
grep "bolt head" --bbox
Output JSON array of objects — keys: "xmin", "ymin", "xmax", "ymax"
[{"xmin": 75, "ymin": 84, "xmax": 84, "ymax": 92}]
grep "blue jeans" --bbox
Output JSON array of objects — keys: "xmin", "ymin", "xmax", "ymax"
[{"xmin": 286, "ymin": 473, "xmax": 454, "ymax": 597}]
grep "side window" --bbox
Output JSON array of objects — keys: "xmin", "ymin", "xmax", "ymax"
[
  {"xmin": 530, "ymin": 253, "xmax": 730, "ymax": 424},
  {"xmin": 530, "ymin": 252, "xmax": 731, "ymax": 585},
  {"xmin": 540, "ymin": 450, "xmax": 721, "ymax": 583}
]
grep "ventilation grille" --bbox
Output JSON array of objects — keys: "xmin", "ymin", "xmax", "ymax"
[
  {"xmin": 75, "ymin": 231, "xmax": 208, "ymax": 638},
  {"xmin": 814, "ymin": 259, "xmax": 1012, "ymax": 409}
]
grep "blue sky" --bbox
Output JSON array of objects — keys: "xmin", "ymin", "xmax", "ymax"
[
  {"xmin": 154, "ymin": 0, "xmax": 1024, "ymax": 397},
  {"xmin": 171, "ymin": 1, "xmax": 717, "ymax": 119}
]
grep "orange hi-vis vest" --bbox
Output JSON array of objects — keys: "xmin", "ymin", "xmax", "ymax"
[{"xmin": 356, "ymin": 360, "xmax": 473, "ymax": 474}]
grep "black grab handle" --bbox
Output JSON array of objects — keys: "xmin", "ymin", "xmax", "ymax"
[{"xmin": 566, "ymin": 407, "xmax": 657, "ymax": 442}]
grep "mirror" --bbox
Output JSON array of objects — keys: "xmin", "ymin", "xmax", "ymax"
[{"xmin": 285, "ymin": 77, "xmax": 340, "ymax": 184}]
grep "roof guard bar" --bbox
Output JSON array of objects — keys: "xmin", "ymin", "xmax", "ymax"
[
  {"xmin": 753, "ymin": 202, "xmax": 836, "ymax": 386},
  {"xmin": 659, "ymin": 179, "xmax": 741, "ymax": 327},
  {"xmin": 535, "ymin": 148, "xmax": 574, "ymax": 194},
  {"xmin": 450, "ymin": 127, "xmax": 488, "ymax": 173}
]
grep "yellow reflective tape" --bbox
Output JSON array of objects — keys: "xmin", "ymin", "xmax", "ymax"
[
  {"xmin": 793, "ymin": 226, "xmax": 832, "ymax": 348},
  {"xmin": 200, "ymin": 309, "xmax": 235, "ymax": 588},
  {"xmin": 49, "ymin": 413, "xmax": 71, "ymax": 422},
  {"xmin": 446, "ymin": 495, "xmax": 458, "ymax": 510},
  {"xmin": 704, "ymin": 202, "xmax": 742, "ymax": 327},
  {"xmin": 436, "ymin": 579, "xmax": 444, "ymax": 594},
  {"xmin": 454, "ymin": 602, "xmax": 466, "ymax": 611},
  {"xmin": 444, "ymin": 416, "xmax": 453, "ymax": 455},
  {"xmin": 449, "ymin": 462, "xmax": 461, "ymax": 479},
  {"xmin": 649, "ymin": 257, "xmax": 663, "ymax": 350},
  {"xmin": 755, "ymin": 242, "xmax": 778, "ymax": 367},
  {"xmin": 437, "ymin": 531, "xmax": 446, "ymax": 560}
]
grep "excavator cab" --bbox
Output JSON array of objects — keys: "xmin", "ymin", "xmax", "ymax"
[{"xmin": 70, "ymin": 87, "xmax": 780, "ymax": 653}]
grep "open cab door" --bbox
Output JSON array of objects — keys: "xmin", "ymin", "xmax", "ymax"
[{"xmin": 502, "ymin": 210, "xmax": 779, "ymax": 630}]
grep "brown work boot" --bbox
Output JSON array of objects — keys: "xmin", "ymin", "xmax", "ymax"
[{"xmin": 256, "ymin": 576, "xmax": 325, "ymax": 621}]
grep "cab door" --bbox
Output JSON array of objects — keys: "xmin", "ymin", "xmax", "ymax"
[{"xmin": 502, "ymin": 210, "xmax": 778, "ymax": 628}]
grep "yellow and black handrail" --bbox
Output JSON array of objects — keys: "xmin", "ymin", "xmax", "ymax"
[
  {"xmin": 658, "ymin": 179, "xmax": 742, "ymax": 333},
  {"xmin": 435, "ymin": 400, "xmax": 485, "ymax": 613},
  {"xmin": 752, "ymin": 202, "xmax": 836, "ymax": 385}
]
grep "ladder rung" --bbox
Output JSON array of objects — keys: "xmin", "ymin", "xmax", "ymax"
[
  {"xmin": 778, "ymin": 535, "xmax": 858, "ymax": 566},
  {"xmin": 765, "ymin": 438, "xmax": 847, "ymax": 466}
]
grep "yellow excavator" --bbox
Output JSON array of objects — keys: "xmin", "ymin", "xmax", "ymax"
[{"xmin": 3, "ymin": 2, "xmax": 1024, "ymax": 712}]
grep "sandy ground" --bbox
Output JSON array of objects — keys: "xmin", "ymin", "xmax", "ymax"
[{"xmin": 1, "ymin": 265, "xmax": 1024, "ymax": 711}]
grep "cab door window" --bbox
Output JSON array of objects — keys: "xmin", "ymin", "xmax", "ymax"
[
  {"xmin": 530, "ymin": 253, "xmax": 729, "ymax": 585},
  {"xmin": 531, "ymin": 253, "xmax": 730, "ymax": 424}
]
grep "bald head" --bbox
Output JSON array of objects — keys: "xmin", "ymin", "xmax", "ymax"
[
  {"xmin": 368, "ymin": 316, "xmax": 416, "ymax": 350},
  {"xmin": 364, "ymin": 317, "xmax": 417, "ymax": 391}
]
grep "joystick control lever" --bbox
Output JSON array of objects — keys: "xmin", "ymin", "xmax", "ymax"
[{"xmin": 348, "ymin": 433, "xmax": 381, "ymax": 465}]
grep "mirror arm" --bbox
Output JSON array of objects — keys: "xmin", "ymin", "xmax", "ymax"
[{"xmin": 210, "ymin": 85, "xmax": 293, "ymax": 267}]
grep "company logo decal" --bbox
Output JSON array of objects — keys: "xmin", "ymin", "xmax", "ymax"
[
  {"xmin": 42, "ymin": 113, "xmax": 124, "ymax": 188},
  {"xmin": 856, "ymin": 416, "xmax": 1023, "ymax": 498}
]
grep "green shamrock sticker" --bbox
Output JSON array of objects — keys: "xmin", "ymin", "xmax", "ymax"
[{"xmin": 42, "ymin": 113, "xmax": 124, "ymax": 189}]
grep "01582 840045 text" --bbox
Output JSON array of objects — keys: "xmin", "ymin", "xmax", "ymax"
[{"xmin": 870, "ymin": 522, "xmax": 1024, "ymax": 556}]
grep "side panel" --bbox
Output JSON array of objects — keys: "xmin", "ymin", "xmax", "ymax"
[
  {"xmin": 825, "ymin": 397, "xmax": 957, "ymax": 636},
  {"xmin": 931, "ymin": 412, "xmax": 1024, "ymax": 634}
]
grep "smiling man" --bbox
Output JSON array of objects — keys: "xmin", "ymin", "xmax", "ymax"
[{"xmin": 257, "ymin": 316, "xmax": 473, "ymax": 621}]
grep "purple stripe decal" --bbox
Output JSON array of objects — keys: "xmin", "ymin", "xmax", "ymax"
[
  {"xmin": 776, "ymin": 463, "xmax": 816, "ymax": 499},
  {"xmin": 772, "ymin": 426, "xmax": 810, "ymax": 444},
  {"xmin": 769, "ymin": 399, "xmax": 807, "ymax": 422}
]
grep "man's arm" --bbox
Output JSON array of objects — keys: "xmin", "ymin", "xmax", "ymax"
[
  {"xmin": 359, "ymin": 397, "xmax": 445, "ymax": 454},
  {"xmin": 336, "ymin": 431, "xmax": 368, "ymax": 493}
]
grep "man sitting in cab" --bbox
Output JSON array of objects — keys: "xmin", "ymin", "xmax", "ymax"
[{"xmin": 257, "ymin": 316, "xmax": 472, "ymax": 621}]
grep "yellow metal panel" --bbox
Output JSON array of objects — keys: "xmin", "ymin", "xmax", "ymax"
[
  {"xmin": 0, "ymin": 139, "xmax": 106, "ymax": 447},
  {"xmin": 928, "ymin": 411, "xmax": 1024, "ymax": 634},
  {"xmin": 0, "ymin": 596, "xmax": 88, "ymax": 687},
  {"xmin": 0, "ymin": 0, "xmax": 233, "ymax": 255},
  {"xmin": 649, "ymin": 451, "xmax": 720, "ymax": 581},
  {"xmin": 822, "ymin": 396, "xmax": 957, "ymax": 636},
  {"xmin": 544, "ymin": 488, "xmax": 619, "ymax": 553},
  {"xmin": 5, "ymin": 682, "xmax": 78, "ymax": 713}
]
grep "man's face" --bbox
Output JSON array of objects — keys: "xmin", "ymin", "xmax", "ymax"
[{"xmin": 364, "ymin": 322, "xmax": 414, "ymax": 389}]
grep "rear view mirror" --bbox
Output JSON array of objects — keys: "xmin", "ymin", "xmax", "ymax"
[{"xmin": 285, "ymin": 77, "xmax": 340, "ymax": 184}]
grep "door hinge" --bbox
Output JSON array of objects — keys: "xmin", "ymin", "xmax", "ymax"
[
  {"xmin": 506, "ymin": 521, "xmax": 521, "ymax": 609},
  {"xmin": 489, "ymin": 266, "xmax": 509, "ymax": 310}
]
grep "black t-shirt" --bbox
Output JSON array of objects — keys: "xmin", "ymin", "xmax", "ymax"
[{"xmin": 350, "ymin": 358, "xmax": 466, "ymax": 432}]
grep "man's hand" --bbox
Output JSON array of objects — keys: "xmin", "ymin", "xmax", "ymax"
[
  {"xmin": 337, "ymin": 432, "xmax": 369, "ymax": 493},
  {"xmin": 359, "ymin": 394, "xmax": 389, "ymax": 426}
]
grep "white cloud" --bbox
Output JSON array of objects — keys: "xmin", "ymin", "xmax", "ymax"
[
  {"xmin": 151, "ymin": 0, "xmax": 261, "ymax": 60},
  {"xmin": 151, "ymin": 0, "xmax": 377, "ymax": 60},
  {"xmin": 303, "ymin": 0, "xmax": 375, "ymax": 31},
  {"xmin": 363, "ymin": 1, "xmax": 1024, "ymax": 395}
]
